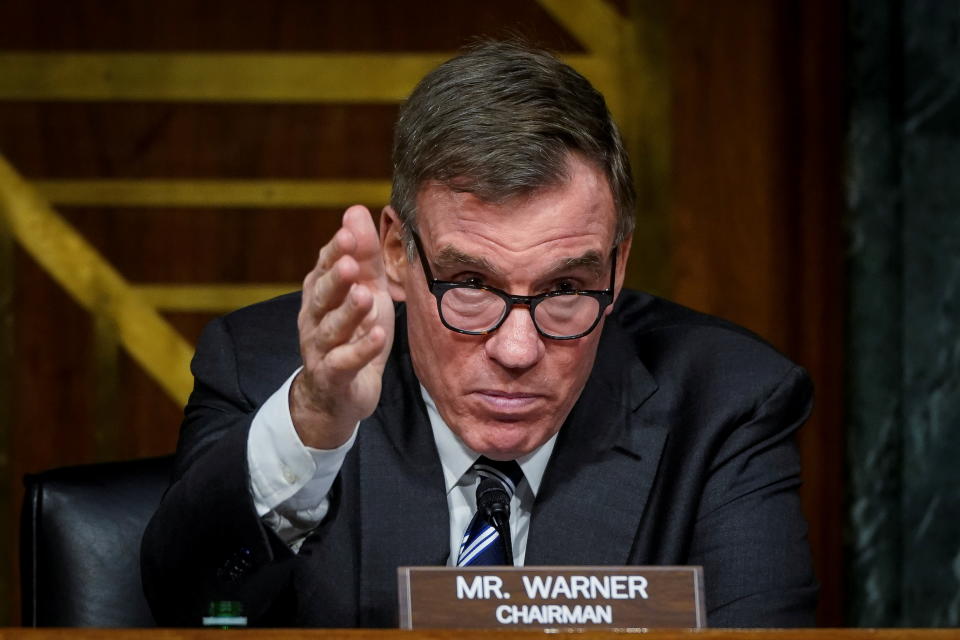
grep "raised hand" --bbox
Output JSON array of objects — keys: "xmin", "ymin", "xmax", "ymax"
[{"xmin": 290, "ymin": 205, "xmax": 395, "ymax": 449}]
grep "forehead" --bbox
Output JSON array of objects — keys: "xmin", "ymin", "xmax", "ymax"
[{"xmin": 415, "ymin": 156, "xmax": 617, "ymax": 258}]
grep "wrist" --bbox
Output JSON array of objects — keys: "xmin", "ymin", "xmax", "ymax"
[{"xmin": 289, "ymin": 372, "xmax": 356, "ymax": 449}]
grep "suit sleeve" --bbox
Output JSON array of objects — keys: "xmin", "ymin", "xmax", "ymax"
[
  {"xmin": 692, "ymin": 365, "xmax": 819, "ymax": 627},
  {"xmin": 140, "ymin": 316, "xmax": 298, "ymax": 627}
]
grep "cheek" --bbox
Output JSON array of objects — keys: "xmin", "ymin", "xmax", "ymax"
[
  {"xmin": 547, "ymin": 337, "xmax": 601, "ymax": 391},
  {"xmin": 405, "ymin": 293, "xmax": 473, "ymax": 381},
  {"xmin": 403, "ymin": 275, "xmax": 440, "ymax": 332}
]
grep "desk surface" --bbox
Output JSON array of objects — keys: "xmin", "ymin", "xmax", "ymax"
[{"xmin": 0, "ymin": 630, "xmax": 957, "ymax": 639}]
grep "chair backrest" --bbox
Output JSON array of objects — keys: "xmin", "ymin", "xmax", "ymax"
[{"xmin": 20, "ymin": 456, "xmax": 173, "ymax": 627}]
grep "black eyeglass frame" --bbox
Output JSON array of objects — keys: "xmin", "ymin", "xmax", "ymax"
[{"xmin": 411, "ymin": 231, "xmax": 617, "ymax": 340}]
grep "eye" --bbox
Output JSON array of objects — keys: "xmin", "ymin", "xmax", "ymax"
[
  {"xmin": 453, "ymin": 274, "xmax": 485, "ymax": 286},
  {"xmin": 552, "ymin": 279, "xmax": 578, "ymax": 293}
]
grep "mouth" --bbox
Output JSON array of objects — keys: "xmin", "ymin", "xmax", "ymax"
[{"xmin": 472, "ymin": 390, "xmax": 544, "ymax": 419}]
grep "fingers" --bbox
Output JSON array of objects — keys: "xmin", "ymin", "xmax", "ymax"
[
  {"xmin": 340, "ymin": 205, "xmax": 384, "ymax": 277},
  {"xmin": 290, "ymin": 205, "xmax": 395, "ymax": 446},
  {"xmin": 298, "ymin": 204, "xmax": 391, "ymax": 371},
  {"xmin": 307, "ymin": 252, "xmax": 359, "ymax": 320},
  {"xmin": 313, "ymin": 282, "xmax": 375, "ymax": 353},
  {"xmin": 308, "ymin": 207, "xmax": 368, "ymax": 280},
  {"xmin": 299, "ymin": 205, "xmax": 393, "ymax": 376},
  {"xmin": 303, "ymin": 206, "xmax": 383, "ymax": 310},
  {"xmin": 323, "ymin": 324, "xmax": 386, "ymax": 383}
]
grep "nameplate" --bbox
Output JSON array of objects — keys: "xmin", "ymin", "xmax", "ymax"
[{"xmin": 397, "ymin": 566, "xmax": 705, "ymax": 630}]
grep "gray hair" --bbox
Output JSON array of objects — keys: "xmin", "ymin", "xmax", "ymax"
[{"xmin": 390, "ymin": 40, "xmax": 635, "ymax": 249}]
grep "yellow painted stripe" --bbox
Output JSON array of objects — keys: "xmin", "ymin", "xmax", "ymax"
[
  {"xmin": 135, "ymin": 284, "xmax": 300, "ymax": 312},
  {"xmin": 0, "ymin": 52, "xmax": 605, "ymax": 103},
  {"xmin": 35, "ymin": 179, "xmax": 392, "ymax": 208},
  {"xmin": 0, "ymin": 155, "xmax": 194, "ymax": 405},
  {"xmin": 537, "ymin": 0, "xmax": 625, "ymax": 115},
  {"xmin": 0, "ymin": 52, "xmax": 449, "ymax": 102},
  {"xmin": 536, "ymin": 0, "xmax": 627, "ymax": 59}
]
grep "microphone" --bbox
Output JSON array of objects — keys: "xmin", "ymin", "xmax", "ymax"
[{"xmin": 476, "ymin": 477, "xmax": 513, "ymax": 565}]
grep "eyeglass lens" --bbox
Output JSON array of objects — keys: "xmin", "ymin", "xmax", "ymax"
[{"xmin": 440, "ymin": 288, "xmax": 602, "ymax": 337}]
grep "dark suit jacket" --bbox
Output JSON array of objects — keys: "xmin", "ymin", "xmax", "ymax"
[{"xmin": 141, "ymin": 289, "xmax": 818, "ymax": 628}]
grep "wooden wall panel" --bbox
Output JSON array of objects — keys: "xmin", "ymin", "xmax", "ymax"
[
  {"xmin": 0, "ymin": 104, "xmax": 397, "ymax": 179},
  {"xmin": 672, "ymin": 2, "xmax": 791, "ymax": 345},
  {"xmin": 58, "ymin": 208, "xmax": 348, "ymax": 282},
  {"xmin": 0, "ymin": 1, "xmax": 582, "ymax": 52},
  {"xmin": 670, "ymin": 0, "xmax": 844, "ymax": 626},
  {"xmin": 0, "ymin": 0, "xmax": 844, "ymax": 628},
  {"xmin": 0, "ymin": 2, "xmax": 605, "ymax": 625},
  {"xmin": 0, "ymin": 198, "xmax": 12, "ymax": 618}
]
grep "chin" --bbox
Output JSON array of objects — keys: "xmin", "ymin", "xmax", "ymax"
[{"xmin": 464, "ymin": 421, "xmax": 553, "ymax": 461}]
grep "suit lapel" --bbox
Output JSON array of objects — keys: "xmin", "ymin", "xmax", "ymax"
[
  {"xmin": 357, "ymin": 310, "xmax": 449, "ymax": 624},
  {"xmin": 526, "ymin": 317, "xmax": 667, "ymax": 566}
]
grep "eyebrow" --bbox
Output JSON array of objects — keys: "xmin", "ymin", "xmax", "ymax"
[
  {"xmin": 434, "ymin": 246, "xmax": 505, "ymax": 277},
  {"xmin": 545, "ymin": 251, "xmax": 606, "ymax": 280},
  {"xmin": 433, "ymin": 245, "xmax": 606, "ymax": 281}
]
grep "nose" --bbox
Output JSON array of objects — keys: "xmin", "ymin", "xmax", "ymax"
[{"xmin": 484, "ymin": 307, "xmax": 545, "ymax": 370}]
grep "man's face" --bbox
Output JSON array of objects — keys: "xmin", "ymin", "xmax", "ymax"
[{"xmin": 382, "ymin": 155, "xmax": 629, "ymax": 460}]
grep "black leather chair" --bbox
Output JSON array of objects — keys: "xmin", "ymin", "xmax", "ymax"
[{"xmin": 20, "ymin": 455, "xmax": 173, "ymax": 627}]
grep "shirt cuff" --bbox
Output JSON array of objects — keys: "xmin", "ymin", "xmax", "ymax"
[{"xmin": 248, "ymin": 367, "xmax": 359, "ymax": 517}]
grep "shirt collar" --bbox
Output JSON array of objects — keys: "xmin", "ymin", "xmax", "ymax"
[{"xmin": 421, "ymin": 385, "xmax": 557, "ymax": 496}]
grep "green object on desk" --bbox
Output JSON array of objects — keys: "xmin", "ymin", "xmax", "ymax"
[{"xmin": 202, "ymin": 600, "xmax": 247, "ymax": 628}]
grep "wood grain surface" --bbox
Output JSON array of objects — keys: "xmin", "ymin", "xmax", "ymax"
[{"xmin": 0, "ymin": 628, "xmax": 956, "ymax": 640}]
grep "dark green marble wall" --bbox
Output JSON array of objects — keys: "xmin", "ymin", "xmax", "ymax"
[{"xmin": 846, "ymin": 0, "xmax": 960, "ymax": 627}]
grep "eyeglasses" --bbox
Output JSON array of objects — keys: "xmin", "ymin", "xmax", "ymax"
[{"xmin": 411, "ymin": 231, "xmax": 616, "ymax": 340}]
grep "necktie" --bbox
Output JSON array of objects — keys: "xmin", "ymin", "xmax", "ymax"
[{"xmin": 456, "ymin": 457, "xmax": 524, "ymax": 566}]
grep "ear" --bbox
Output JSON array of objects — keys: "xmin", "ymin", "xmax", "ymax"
[
  {"xmin": 379, "ymin": 205, "xmax": 408, "ymax": 301},
  {"xmin": 606, "ymin": 234, "xmax": 633, "ymax": 315}
]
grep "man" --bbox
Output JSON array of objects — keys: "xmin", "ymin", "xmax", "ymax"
[{"xmin": 141, "ymin": 41, "xmax": 817, "ymax": 627}]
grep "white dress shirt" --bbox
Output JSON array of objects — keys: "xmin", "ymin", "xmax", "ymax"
[
  {"xmin": 246, "ymin": 368, "xmax": 557, "ymax": 563},
  {"xmin": 422, "ymin": 386, "xmax": 557, "ymax": 565}
]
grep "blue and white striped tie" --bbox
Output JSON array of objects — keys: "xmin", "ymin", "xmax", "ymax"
[{"xmin": 456, "ymin": 457, "xmax": 524, "ymax": 566}]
